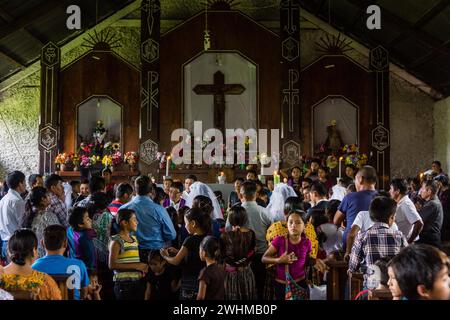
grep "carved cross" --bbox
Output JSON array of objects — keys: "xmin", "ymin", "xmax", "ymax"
[{"xmin": 193, "ymin": 71, "xmax": 245, "ymax": 133}]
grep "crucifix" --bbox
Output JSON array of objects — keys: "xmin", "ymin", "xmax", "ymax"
[{"xmin": 193, "ymin": 71, "xmax": 246, "ymax": 133}]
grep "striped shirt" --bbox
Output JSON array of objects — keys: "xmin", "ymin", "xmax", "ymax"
[
  {"xmin": 349, "ymin": 222, "xmax": 408, "ymax": 273},
  {"xmin": 108, "ymin": 200, "xmax": 123, "ymax": 216},
  {"xmin": 111, "ymin": 234, "xmax": 142, "ymax": 281}
]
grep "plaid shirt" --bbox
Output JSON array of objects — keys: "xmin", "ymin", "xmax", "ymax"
[
  {"xmin": 348, "ymin": 222, "xmax": 408, "ymax": 273},
  {"xmin": 47, "ymin": 192, "xmax": 69, "ymax": 228}
]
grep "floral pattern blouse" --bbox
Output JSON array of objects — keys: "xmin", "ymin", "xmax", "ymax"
[{"xmin": 0, "ymin": 270, "xmax": 61, "ymax": 300}]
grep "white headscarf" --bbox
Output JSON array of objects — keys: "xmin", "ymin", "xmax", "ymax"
[
  {"xmin": 267, "ymin": 183, "xmax": 298, "ymax": 222},
  {"xmin": 185, "ymin": 181, "xmax": 224, "ymax": 220}
]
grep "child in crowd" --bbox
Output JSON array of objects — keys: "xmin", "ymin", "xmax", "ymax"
[
  {"xmin": 387, "ymin": 244, "xmax": 450, "ymax": 300},
  {"xmin": 220, "ymin": 206, "xmax": 257, "ymax": 300},
  {"xmin": 67, "ymin": 207, "xmax": 97, "ymax": 274},
  {"xmin": 145, "ymin": 250, "xmax": 180, "ymax": 300},
  {"xmin": 160, "ymin": 207, "xmax": 209, "ymax": 300},
  {"xmin": 197, "ymin": 236, "xmax": 225, "ymax": 300},
  {"xmin": 109, "ymin": 209, "xmax": 148, "ymax": 300},
  {"xmin": 22, "ymin": 186, "xmax": 60, "ymax": 257},
  {"xmin": 348, "ymin": 197, "xmax": 408, "ymax": 274},
  {"xmin": 176, "ymin": 206, "xmax": 190, "ymax": 248},
  {"xmin": 262, "ymin": 210, "xmax": 312, "ymax": 300}
]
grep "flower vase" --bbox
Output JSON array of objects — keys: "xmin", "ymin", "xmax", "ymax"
[
  {"xmin": 60, "ymin": 164, "xmax": 67, "ymax": 171},
  {"xmin": 128, "ymin": 164, "xmax": 136, "ymax": 173},
  {"xmin": 110, "ymin": 166, "xmax": 114, "ymax": 173}
]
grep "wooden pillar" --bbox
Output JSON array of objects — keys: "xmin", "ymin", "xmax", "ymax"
[
  {"xmin": 139, "ymin": 0, "xmax": 160, "ymax": 170},
  {"xmin": 39, "ymin": 42, "xmax": 60, "ymax": 175},
  {"xmin": 369, "ymin": 46, "xmax": 390, "ymax": 190},
  {"xmin": 280, "ymin": 0, "xmax": 301, "ymax": 167}
]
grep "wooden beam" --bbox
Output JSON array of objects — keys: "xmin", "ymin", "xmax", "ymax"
[
  {"xmin": 0, "ymin": 6, "xmax": 14, "ymax": 22},
  {"xmin": 23, "ymin": 27, "xmax": 48, "ymax": 46},
  {"xmin": 0, "ymin": 0, "xmax": 65, "ymax": 42},
  {"xmin": 0, "ymin": 50, "xmax": 25, "ymax": 68},
  {"xmin": 386, "ymin": 0, "xmax": 450, "ymax": 48}
]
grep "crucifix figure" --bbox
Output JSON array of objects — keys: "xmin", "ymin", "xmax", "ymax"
[{"xmin": 193, "ymin": 71, "xmax": 245, "ymax": 133}]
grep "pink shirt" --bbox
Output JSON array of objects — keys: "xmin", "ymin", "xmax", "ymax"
[{"xmin": 272, "ymin": 235, "xmax": 311, "ymax": 281}]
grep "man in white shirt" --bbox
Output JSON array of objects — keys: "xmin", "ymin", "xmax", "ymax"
[
  {"xmin": 0, "ymin": 171, "xmax": 27, "ymax": 261},
  {"xmin": 182, "ymin": 174, "xmax": 197, "ymax": 201},
  {"xmin": 389, "ymin": 178, "xmax": 423, "ymax": 243}
]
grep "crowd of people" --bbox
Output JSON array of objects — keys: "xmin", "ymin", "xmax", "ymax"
[{"xmin": 0, "ymin": 160, "xmax": 449, "ymax": 300}]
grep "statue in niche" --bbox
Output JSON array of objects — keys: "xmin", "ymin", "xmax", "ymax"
[
  {"xmin": 93, "ymin": 120, "xmax": 107, "ymax": 156},
  {"xmin": 324, "ymin": 120, "xmax": 343, "ymax": 154}
]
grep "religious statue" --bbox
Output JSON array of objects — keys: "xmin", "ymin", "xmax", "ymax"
[
  {"xmin": 324, "ymin": 120, "xmax": 343, "ymax": 154},
  {"xmin": 93, "ymin": 120, "xmax": 107, "ymax": 156}
]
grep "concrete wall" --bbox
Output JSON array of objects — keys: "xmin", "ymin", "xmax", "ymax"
[{"xmin": 434, "ymin": 97, "xmax": 450, "ymax": 174}]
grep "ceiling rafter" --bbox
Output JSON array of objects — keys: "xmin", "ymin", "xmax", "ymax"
[
  {"xmin": 386, "ymin": 0, "xmax": 450, "ymax": 48},
  {"xmin": 0, "ymin": 0, "xmax": 65, "ymax": 42},
  {"xmin": 0, "ymin": 50, "xmax": 25, "ymax": 68},
  {"xmin": 0, "ymin": 6, "xmax": 14, "ymax": 23}
]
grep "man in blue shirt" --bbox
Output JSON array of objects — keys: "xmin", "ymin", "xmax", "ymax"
[
  {"xmin": 333, "ymin": 165, "xmax": 378, "ymax": 259},
  {"xmin": 32, "ymin": 225, "xmax": 90, "ymax": 300},
  {"xmin": 120, "ymin": 175, "xmax": 177, "ymax": 262}
]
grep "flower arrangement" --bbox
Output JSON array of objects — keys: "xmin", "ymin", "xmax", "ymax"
[
  {"xmin": 112, "ymin": 151, "xmax": 122, "ymax": 166},
  {"xmin": 124, "ymin": 151, "xmax": 139, "ymax": 165},
  {"xmin": 102, "ymin": 155, "xmax": 113, "ymax": 167},
  {"xmin": 341, "ymin": 144, "xmax": 368, "ymax": 168}
]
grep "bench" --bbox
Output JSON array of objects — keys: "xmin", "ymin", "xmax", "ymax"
[{"xmin": 50, "ymin": 274, "xmax": 74, "ymax": 300}]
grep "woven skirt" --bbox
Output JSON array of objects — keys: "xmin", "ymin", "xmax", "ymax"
[{"xmin": 224, "ymin": 265, "xmax": 258, "ymax": 300}]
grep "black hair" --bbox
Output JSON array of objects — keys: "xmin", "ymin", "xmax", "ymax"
[
  {"xmin": 246, "ymin": 170, "xmax": 257, "ymax": 178},
  {"xmin": 357, "ymin": 166, "xmax": 378, "ymax": 185},
  {"xmin": 326, "ymin": 199, "xmax": 341, "ymax": 221},
  {"xmin": 374, "ymin": 256, "xmax": 391, "ymax": 287},
  {"xmin": 28, "ymin": 174, "xmax": 43, "ymax": 187},
  {"xmin": 116, "ymin": 208, "xmax": 136, "ymax": 227},
  {"xmin": 148, "ymin": 249, "xmax": 164, "ymax": 263},
  {"xmin": 310, "ymin": 209, "xmax": 328, "ymax": 229},
  {"xmin": 8, "ymin": 229, "xmax": 37, "ymax": 266},
  {"xmin": 165, "ymin": 206, "xmax": 179, "ymax": 234},
  {"xmin": 86, "ymin": 192, "xmax": 109, "ymax": 219},
  {"xmin": 434, "ymin": 174, "xmax": 449, "ymax": 187},
  {"xmin": 234, "ymin": 177, "xmax": 245, "ymax": 183},
  {"xmin": 70, "ymin": 180, "xmax": 81, "ymax": 188},
  {"xmin": 390, "ymin": 178, "xmax": 408, "ymax": 195},
  {"xmin": 310, "ymin": 158, "xmax": 321, "ymax": 165},
  {"xmin": 369, "ymin": 196, "xmax": 397, "ymax": 223},
  {"xmin": 338, "ymin": 176, "xmax": 352, "ymax": 188},
  {"xmin": 185, "ymin": 174, "xmax": 198, "ymax": 182},
  {"xmin": 171, "ymin": 181, "xmax": 183, "ymax": 193},
  {"xmin": 177, "ymin": 206, "xmax": 189, "ymax": 225},
  {"xmin": 116, "ymin": 182, "xmax": 133, "ymax": 198},
  {"xmin": 135, "ymin": 175, "xmax": 152, "ymax": 196},
  {"xmin": 44, "ymin": 173, "xmax": 62, "ymax": 190},
  {"xmin": 347, "ymin": 184, "xmax": 356, "ymax": 193},
  {"xmin": 345, "ymin": 164, "xmax": 357, "ymax": 171},
  {"xmin": 43, "ymin": 225, "xmax": 67, "ymax": 251},
  {"xmin": 301, "ymin": 178, "xmax": 313, "ymax": 185},
  {"xmin": 89, "ymin": 175, "xmax": 106, "ymax": 193},
  {"xmin": 422, "ymin": 180, "xmax": 439, "ymax": 195},
  {"xmin": 153, "ymin": 186, "xmax": 168, "ymax": 203},
  {"xmin": 185, "ymin": 207, "xmax": 211, "ymax": 234},
  {"xmin": 432, "ymin": 160, "xmax": 442, "ymax": 167},
  {"xmin": 68, "ymin": 207, "xmax": 88, "ymax": 230},
  {"xmin": 102, "ymin": 168, "xmax": 112, "ymax": 175},
  {"xmin": 240, "ymin": 181, "xmax": 257, "ymax": 199},
  {"xmin": 310, "ymin": 181, "xmax": 328, "ymax": 197},
  {"xmin": 163, "ymin": 177, "xmax": 173, "ymax": 183},
  {"xmin": 80, "ymin": 179, "xmax": 89, "ymax": 185},
  {"xmin": 388, "ymin": 244, "xmax": 448, "ymax": 300},
  {"xmin": 287, "ymin": 209, "xmax": 309, "ymax": 225},
  {"xmin": 228, "ymin": 205, "xmax": 248, "ymax": 227},
  {"xmin": 213, "ymin": 190, "xmax": 223, "ymax": 200},
  {"xmin": 200, "ymin": 236, "xmax": 219, "ymax": 260},
  {"xmin": 193, "ymin": 195, "xmax": 213, "ymax": 216},
  {"xmin": 22, "ymin": 186, "xmax": 48, "ymax": 228},
  {"xmin": 284, "ymin": 196, "xmax": 304, "ymax": 215},
  {"xmin": 7, "ymin": 170, "xmax": 25, "ymax": 190}
]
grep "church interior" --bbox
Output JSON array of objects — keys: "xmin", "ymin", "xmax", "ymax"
[{"xmin": 0, "ymin": 0, "xmax": 449, "ymax": 302}]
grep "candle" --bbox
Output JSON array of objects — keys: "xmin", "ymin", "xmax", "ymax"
[
  {"xmin": 339, "ymin": 156, "xmax": 344, "ymax": 180},
  {"xmin": 218, "ymin": 171, "xmax": 226, "ymax": 184},
  {"xmin": 166, "ymin": 155, "xmax": 171, "ymax": 178},
  {"xmin": 260, "ymin": 153, "xmax": 267, "ymax": 176},
  {"xmin": 273, "ymin": 171, "xmax": 280, "ymax": 185}
]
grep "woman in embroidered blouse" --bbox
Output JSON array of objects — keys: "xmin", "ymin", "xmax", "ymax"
[
  {"xmin": 0, "ymin": 229, "xmax": 61, "ymax": 300},
  {"xmin": 21, "ymin": 186, "xmax": 61, "ymax": 257}
]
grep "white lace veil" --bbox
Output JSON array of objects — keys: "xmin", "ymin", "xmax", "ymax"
[
  {"xmin": 267, "ymin": 183, "xmax": 298, "ymax": 222},
  {"xmin": 185, "ymin": 181, "xmax": 224, "ymax": 220}
]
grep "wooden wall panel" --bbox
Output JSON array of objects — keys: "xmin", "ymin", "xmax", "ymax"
[
  {"xmin": 59, "ymin": 51, "xmax": 140, "ymax": 155},
  {"xmin": 159, "ymin": 11, "xmax": 280, "ymax": 153}
]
